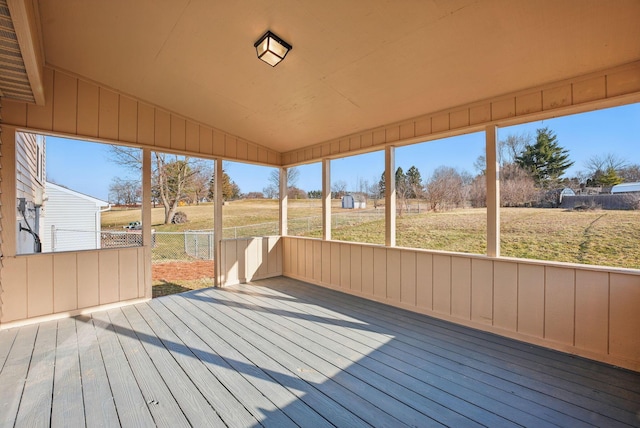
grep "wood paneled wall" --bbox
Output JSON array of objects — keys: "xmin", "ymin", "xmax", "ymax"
[
  {"xmin": 1, "ymin": 66, "xmax": 280, "ymax": 165},
  {"xmin": 282, "ymin": 236, "xmax": 640, "ymax": 371},
  {"xmin": 219, "ymin": 237, "xmax": 282, "ymax": 286},
  {"xmin": 1, "ymin": 247, "xmax": 148, "ymax": 325},
  {"xmin": 282, "ymin": 61, "xmax": 640, "ymax": 165}
]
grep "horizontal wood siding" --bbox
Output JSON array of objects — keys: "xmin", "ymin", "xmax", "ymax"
[
  {"xmin": 0, "ymin": 247, "xmax": 149, "ymax": 324},
  {"xmin": 281, "ymin": 61, "xmax": 640, "ymax": 166},
  {"xmin": 219, "ymin": 237, "xmax": 282, "ymax": 286},
  {"xmin": 1, "ymin": 67, "xmax": 280, "ymax": 165},
  {"xmin": 282, "ymin": 236, "xmax": 640, "ymax": 371}
]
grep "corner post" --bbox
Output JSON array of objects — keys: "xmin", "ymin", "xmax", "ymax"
[
  {"xmin": 486, "ymin": 125, "xmax": 500, "ymax": 257},
  {"xmin": 142, "ymin": 149, "xmax": 152, "ymax": 298},
  {"xmin": 279, "ymin": 167, "xmax": 288, "ymax": 236},
  {"xmin": 322, "ymin": 159, "xmax": 331, "ymax": 240},
  {"xmin": 385, "ymin": 146, "xmax": 396, "ymax": 247},
  {"xmin": 214, "ymin": 158, "xmax": 224, "ymax": 286}
]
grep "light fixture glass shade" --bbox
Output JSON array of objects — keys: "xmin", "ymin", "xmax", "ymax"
[{"xmin": 254, "ymin": 31, "xmax": 292, "ymax": 67}]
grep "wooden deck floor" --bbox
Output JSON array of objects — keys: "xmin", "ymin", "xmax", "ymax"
[{"xmin": 1, "ymin": 277, "xmax": 639, "ymax": 427}]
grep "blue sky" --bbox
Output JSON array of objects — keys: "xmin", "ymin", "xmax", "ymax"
[{"xmin": 46, "ymin": 103, "xmax": 639, "ymax": 201}]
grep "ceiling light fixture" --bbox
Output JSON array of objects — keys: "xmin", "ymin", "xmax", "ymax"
[{"xmin": 254, "ymin": 31, "xmax": 292, "ymax": 67}]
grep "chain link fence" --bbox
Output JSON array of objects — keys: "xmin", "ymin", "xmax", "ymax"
[
  {"xmin": 101, "ymin": 230, "xmax": 143, "ymax": 248},
  {"xmin": 45, "ymin": 227, "xmax": 143, "ymax": 252},
  {"xmin": 152, "ymin": 231, "xmax": 214, "ymax": 262},
  {"xmin": 287, "ymin": 208, "xmax": 426, "ymax": 236},
  {"xmin": 51, "ymin": 208, "xmax": 399, "ymax": 261}
]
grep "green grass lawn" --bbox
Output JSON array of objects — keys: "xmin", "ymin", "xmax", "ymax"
[{"xmin": 103, "ymin": 201, "xmax": 640, "ymax": 269}]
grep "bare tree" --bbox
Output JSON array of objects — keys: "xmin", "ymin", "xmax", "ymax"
[
  {"xmin": 288, "ymin": 187, "xmax": 307, "ymax": 199},
  {"xmin": 500, "ymin": 163, "xmax": 538, "ymax": 207},
  {"xmin": 331, "ymin": 180, "xmax": 348, "ymax": 198},
  {"xmin": 425, "ymin": 166, "xmax": 465, "ymax": 211},
  {"xmin": 469, "ymin": 175, "xmax": 486, "ymax": 208},
  {"xmin": 619, "ymin": 164, "xmax": 640, "ymax": 182},
  {"xmin": 188, "ymin": 166, "xmax": 212, "ymax": 204},
  {"xmin": 583, "ymin": 153, "xmax": 628, "ymax": 186},
  {"xmin": 263, "ymin": 184, "xmax": 278, "ymax": 199},
  {"xmin": 473, "ymin": 155, "xmax": 486, "ymax": 175},
  {"xmin": 108, "ymin": 177, "xmax": 141, "ymax": 205},
  {"xmin": 584, "ymin": 153, "xmax": 627, "ymax": 175},
  {"xmin": 154, "ymin": 155, "xmax": 199, "ymax": 223},
  {"xmin": 265, "ymin": 167, "xmax": 299, "ymax": 198},
  {"xmin": 469, "ymin": 163, "xmax": 538, "ymax": 207},
  {"xmin": 474, "ymin": 133, "xmax": 531, "ymax": 174},
  {"xmin": 109, "ymin": 146, "xmax": 207, "ymax": 224},
  {"xmin": 499, "ymin": 133, "xmax": 531, "ymax": 165}
]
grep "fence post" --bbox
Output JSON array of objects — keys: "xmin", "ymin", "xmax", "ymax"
[
  {"xmin": 184, "ymin": 231, "xmax": 188, "ymax": 254},
  {"xmin": 209, "ymin": 232, "xmax": 214, "ymax": 260}
]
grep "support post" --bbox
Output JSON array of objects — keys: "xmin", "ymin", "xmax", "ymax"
[
  {"xmin": 385, "ymin": 146, "xmax": 396, "ymax": 247},
  {"xmin": 142, "ymin": 149, "xmax": 152, "ymax": 298},
  {"xmin": 322, "ymin": 159, "xmax": 331, "ymax": 240},
  {"xmin": 486, "ymin": 125, "xmax": 500, "ymax": 257},
  {"xmin": 279, "ymin": 167, "xmax": 288, "ymax": 236},
  {"xmin": 214, "ymin": 158, "xmax": 224, "ymax": 286}
]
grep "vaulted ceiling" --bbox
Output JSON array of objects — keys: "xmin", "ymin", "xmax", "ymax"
[{"xmin": 4, "ymin": 0, "xmax": 640, "ymax": 153}]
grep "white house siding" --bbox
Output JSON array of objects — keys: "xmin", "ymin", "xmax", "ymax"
[
  {"xmin": 41, "ymin": 182, "xmax": 109, "ymax": 252},
  {"xmin": 15, "ymin": 132, "xmax": 45, "ymax": 254}
]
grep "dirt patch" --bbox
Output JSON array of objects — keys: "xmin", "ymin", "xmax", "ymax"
[
  {"xmin": 152, "ymin": 260, "xmax": 214, "ymax": 298},
  {"xmin": 153, "ymin": 260, "xmax": 214, "ymax": 281}
]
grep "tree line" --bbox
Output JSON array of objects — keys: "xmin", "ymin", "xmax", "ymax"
[
  {"xmin": 377, "ymin": 127, "xmax": 640, "ymax": 212},
  {"xmin": 108, "ymin": 127, "xmax": 640, "ymax": 223}
]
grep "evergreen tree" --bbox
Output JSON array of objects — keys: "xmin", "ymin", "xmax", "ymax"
[
  {"xmin": 378, "ymin": 171, "xmax": 385, "ymax": 197},
  {"xmin": 406, "ymin": 165, "xmax": 422, "ymax": 198},
  {"xmin": 307, "ymin": 190, "xmax": 322, "ymax": 199},
  {"xmin": 515, "ymin": 127, "xmax": 573, "ymax": 188},
  {"xmin": 598, "ymin": 167, "xmax": 623, "ymax": 186},
  {"xmin": 395, "ymin": 167, "xmax": 406, "ymax": 188},
  {"xmin": 208, "ymin": 168, "xmax": 240, "ymax": 201}
]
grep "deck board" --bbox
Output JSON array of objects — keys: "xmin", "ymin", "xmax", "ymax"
[
  {"xmin": 0, "ymin": 327, "xmax": 18, "ymax": 371},
  {"xmin": 106, "ymin": 308, "xmax": 190, "ymax": 428},
  {"xmin": 91, "ymin": 310, "xmax": 156, "ymax": 428},
  {"xmin": 14, "ymin": 321, "xmax": 56, "ymax": 428},
  {"xmin": 1, "ymin": 276, "xmax": 639, "ymax": 428},
  {"xmin": 0, "ymin": 324, "xmax": 38, "ymax": 427},
  {"xmin": 75, "ymin": 315, "xmax": 120, "ymax": 428},
  {"xmin": 51, "ymin": 318, "xmax": 85, "ymax": 427}
]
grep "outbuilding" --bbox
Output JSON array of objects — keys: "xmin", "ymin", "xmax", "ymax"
[
  {"xmin": 40, "ymin": 182, "xmax": 111, "ymax": 252},
  {"xmin": 611, "ymin": 182, "xmax": 640, "ymax": 194}
]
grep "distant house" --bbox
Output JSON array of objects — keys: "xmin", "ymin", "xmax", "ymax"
[
  {"xmin": 41, "ymin": 182, "xmax": 111, "ymax": 252},
  {"xmin": 611, "ymin": 182, "xmax": 640, "ymax": 194}
]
